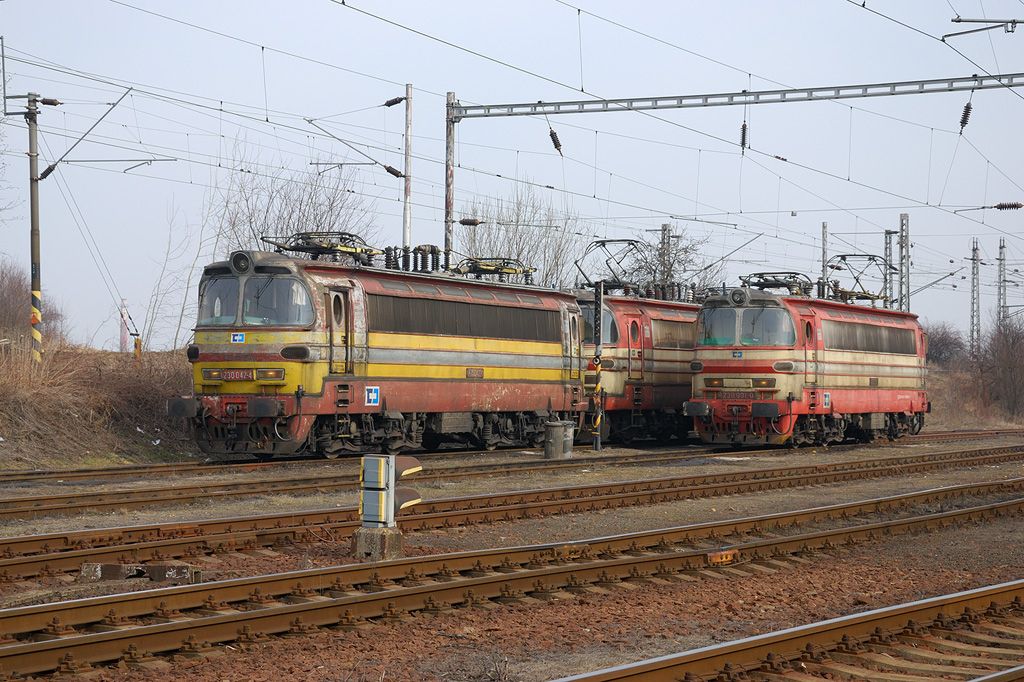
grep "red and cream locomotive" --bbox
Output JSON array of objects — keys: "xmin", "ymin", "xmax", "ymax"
[{"xmin": 685, "ymin": 273, "xmax": 928, "ymax": 446}]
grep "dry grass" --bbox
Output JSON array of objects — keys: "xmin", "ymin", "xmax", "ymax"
[
  {"xmin": 927, "ymin": 366, "xmax": 1022, "ymax": 431},
  {"xmin": 0, "ymin": 341, "xmax": 195, "ymax": 468}
]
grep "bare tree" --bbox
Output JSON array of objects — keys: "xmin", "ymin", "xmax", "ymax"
[
  {"xmin": 460, "ymin": 183, "xmax": 586, "ymax": 288},
  {"xmin": 984, "ymin": 318, "xmax": 1024, "ymax": 417},
  {"xmin": 210, "ymin": 143, "xmax": 378, "ymax": 254},
  {"xmin": 924, "ymin": 321, "xmax": 966, "ymax": 367},
  {"xmin": 619, "ymin": 223, "xmax": 721, "ymax": 292}
]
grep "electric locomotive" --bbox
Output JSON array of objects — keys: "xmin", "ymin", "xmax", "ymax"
[
  {"xmin": 684, "ymin": 273, "xmax": 928, "ymax": 446},
  {"xmin": 579, "ymin": 293, "xmax": 699, "ymax": 443},
  {"xmin": 167, "ymin": 233, "xmax": 586, "ymax": 458}
]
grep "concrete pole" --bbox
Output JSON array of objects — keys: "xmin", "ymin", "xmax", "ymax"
[
  {"xmin": 997, "ymin": 237, "xmax": 1007, "ymax": 323},
  {"xmin": 119, "ymin": 299, "xmax": 129, "ymax": 353},
  {"xmin": 970, "ymin": 238, "xmax": 981, "ymax": 357},
  {"xmin": 402, "ymin": 83, "xmax": 413, "ymax": 271},
  {"xmin": 26, "ymin": 94, "xmax": 42, "ymax": 364},
  {"xmin": 443, "ymin": 91, "xmax": 456, "ymax": 271}
]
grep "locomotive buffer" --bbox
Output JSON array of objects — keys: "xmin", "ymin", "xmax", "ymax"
[{"xmin": 353, "ymin": 455, "xmax": 422, "ymax": 561}]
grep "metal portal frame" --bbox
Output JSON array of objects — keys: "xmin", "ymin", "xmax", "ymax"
[
  {"xmin": 452, "ymin": 73, "xmax": 1024, "ymax": 120},
  {"xmin": 442, "ymin": 72, "xmax": 1024, "ymax": 269}
]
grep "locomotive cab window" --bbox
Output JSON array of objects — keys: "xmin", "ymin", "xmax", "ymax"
[
  {"xmin": 697, "ymin": 308, "xmax": 736, "ymax": 346},
  {"xmin": 197, "ymin": 277, "xmax": 239, "ymax": 326},
  {"xmin": 740, "ymin": 307, "xmax": 796, "ymax": 347},
  {"xmin": 242, "ymin": 277, "xmax": 314, "ymax": 326}
]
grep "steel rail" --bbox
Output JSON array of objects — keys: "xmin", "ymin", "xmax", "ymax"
[
  {"xmin": 1, "ymin": 442, "xmax": 1022, "ymax": 558},
  {"xmin": 3, "ymin": 439, "xmax": 1024, "ymax": 522},
  {"xmin": 0, "ymin": 496, "xmax": 1021, "ymax": 676},
  {"xmin": 557, "ymin": 580, "xmax": 1024, "ymax": 681},
  {"xmin": 2, "ymin": 470, "xmax": 1023, "ymax": 583},
  {"xmin": 1, "ymin": 429, "xmax": 1019, "ymax": 485}
]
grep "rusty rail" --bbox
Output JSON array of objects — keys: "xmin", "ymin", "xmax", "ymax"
[
  {"xmin": 2, "ymin": 444, "xmax": 1024, "ymax": 581},
  {"xmin": 1, "ymin": 428, "xmax": 1019, "ymax": 485},
  {"xmin": 0, "ymin": 491, "xmax": 1021, "ymax": 676},
  {"xmin": 557, "ymin": 580, "xmax": 1024, "ymax": 681}
]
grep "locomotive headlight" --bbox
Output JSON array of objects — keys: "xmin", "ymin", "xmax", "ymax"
[
  {"xmin": 201, "ymin": 368, "xmax": 223, "ymax": 381},
  {"xmin": 230, "ymin": 251, "xmax": 252, "ymax": 274},
  {"xmin": 705, "ymin": 377, "xmax": 724, "ymax": 388},
  {"xmin": 752, "ymin": 378, "xmax": 777, "ymax": 388},
  {"xmin": 256, "ymin": 368, "xmax": 285, "ymax": 381}
]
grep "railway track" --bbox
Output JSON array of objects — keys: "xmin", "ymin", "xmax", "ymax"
[
  {"xmin": 4, "ymin": 439, "xmax": 1024, "ymax": 522},
  {"xmin": 2, "ymin": 444, "xmax": 1023, "ymax": 581},
  {"xmin": 561, "ymin": 580, "xmax": 1024, "ymax": 681},
  {"xmin": 0, "ymin": 482, "xmax": 1021, "ymax": 676},
  {"xmin": 2, "ymin": 428, "xmax": 1020, "ymax": 486}
]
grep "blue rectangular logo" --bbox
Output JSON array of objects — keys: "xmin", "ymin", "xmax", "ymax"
[
  {"xmin": 365, "ymin": 386, "xmax": 380, "ymax": 406},
  {"xmin": 230, "ymin": 332, "xmax": 245, "ymax": 344},
  {"xmin": 731, "ymin": 351, "xmax": 743, "ymax": 358}
]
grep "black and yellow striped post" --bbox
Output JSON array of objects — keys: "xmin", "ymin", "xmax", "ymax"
[
  {"xmin": 27, "ymin": 94, "xmax": 43, "ymax": 364},
  {"xmin": 592, "ymin": 280, "xmax": 604, "ymax": 451}
]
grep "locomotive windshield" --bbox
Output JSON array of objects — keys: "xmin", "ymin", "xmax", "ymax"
[
  {"xmin": 197, "ymin": 275, "xmax": 314, "ymax": 326},
  {"xmin": 697, "ymin": 306, "xmax": 796, "ymax": 347},
  {"xmin": 739, "ymin": 308, "xmax": 796, "ymax": 346},
  {"xmin": 242, "ymin": 277, "xmax": 314, "ymax": 326},
  {"xmin": 578, "ymin": 303, "xmax": 619, "ymax": 344},
  {"xmin": 697, "ymin": 308, "xmax": 736, "ymax": 346},
  {"xmin": 197, "ymin": 277, "xmax": 239, "ymax": 326}
]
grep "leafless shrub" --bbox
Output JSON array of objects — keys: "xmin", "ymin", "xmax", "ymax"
[
  {"xmin": 924, "ymin": 320, "xmax": 966, "ymax": 367},
  {"xmin": 460, "ymin": 183, "xmax": 586, "ymax": 288}
]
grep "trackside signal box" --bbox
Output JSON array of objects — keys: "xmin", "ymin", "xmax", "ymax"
[{"xmin": 358, "ymin": 454, "xmax": 422, "ymax": 528}]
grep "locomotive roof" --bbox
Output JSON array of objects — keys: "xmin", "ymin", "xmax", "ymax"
[
  {"xmin": 703, "ymin": 286, "xmax": 920, "ymax": 325},
  {"xmin": 202, "ymin": 250, "xmax": 577, "ymax": 304}
]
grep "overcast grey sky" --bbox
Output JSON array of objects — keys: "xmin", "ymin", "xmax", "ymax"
[{"xmin": 2, "ymin": 1, "xmax": 1022, "ymax": 348}]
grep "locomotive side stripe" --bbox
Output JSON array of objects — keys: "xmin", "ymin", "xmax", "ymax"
[
  {"xmin": 367, "ymin": 348, "xmax": 564, "ymax": 370},
  {"xmin": 365, "ymin": 363, "xmax": 564, "ymax": 381},
  {"xmin": 368, "ymin": 332, "xmax": 560, "ymax": 356}
]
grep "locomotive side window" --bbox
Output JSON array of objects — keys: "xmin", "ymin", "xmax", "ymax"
[
  {"xmin": 822, "ymin": 320, "xmax": 916, "ymax": 354},
  {"xmin": 367, "ymin": 294, "xmax": 560, "ymax": 342},
  {"xmin": 242, "ymin": 277, "xmax": 314, "ymax": 326},
  {"xmin": 804, "ymin": 321, "xmax": 813, "ymax": 342},
  {"xmin": 739, "ymin": 308, "xmax": 796, "ymax": 347},
  {"xmin": 332, "ymin": 295, "xmax": 345, "ymax": 326},
  {"xmin": 630, "ymin": 320, "xmax": 640, "ymax": 343},
  {"xmin": 197, "ymin": 277, "xmax": 239, "ymax": 326},
  {"xmin": 652, "ymin": 319, "xmax": 696, "ymax": 349}
]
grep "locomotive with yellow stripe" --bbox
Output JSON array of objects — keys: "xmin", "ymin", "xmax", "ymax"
[
  {"xmin": 167, "ymin": 247, "xmax": 586, "ymax": 458},
  {"xmin": 684, "ymin": 279, "xmax": 928, "ymax": 446}
]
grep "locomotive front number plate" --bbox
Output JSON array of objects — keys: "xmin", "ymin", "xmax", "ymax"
[
  {"xmin": 221, "ymin": 369, "xmax": 255, "ymax": 381},
  {"xmin": 719, "ymin": 391, "xmax": 757, "ymax": 400}
]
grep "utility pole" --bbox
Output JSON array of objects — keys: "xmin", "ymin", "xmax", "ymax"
[
  {"xmin": 659, "ymin": 223, "xmax": 671, "ymax": 284},
  {"xmin": 443, "ymin": 91, "xmax": 456, "ymax": 271},
  {"xmin": 970, "ymin": 238, "xmax": 982, "ymax": 358},
  {"xmin": 402, "ymin": 83, "xmax": 413, "ymax": 271},
  {"xmin": 119, "ymin": 298, "xmax": 130, "ymax": 353},
  {"xmin": 997, "ymin": 237, "xmax": 1008, "ymax": 323},
  {"xmin": 883, "ymin": 229, "xmax": 897, "ymax": 308},
  {"xmin": 898, "ymin": 213, "xmax": 911, "ymax": 312},
  {"xmin": 4, "ymin": 93, "xmax": 62, "ymax": 364},
  {"xmin": 819, "ymin": 221, "xmax": 828, "ymax": 299}
]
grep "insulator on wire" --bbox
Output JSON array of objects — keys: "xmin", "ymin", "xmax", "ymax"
[
  {"xmin": 459, "ymin": 217, "xmax": 483, "ymax": 226},
  {"xmin": 959, "ymin": 101, "xmax": 973, "ymax": 132},
  {"xmin": 740, "ymin": 122, "xmax": 748, "ymax": 150},
  {"xmin": 384, "ymin": 164, "xmax": 404, "ymax": 178},
  {"xmin": 549, "ymin": 128, "xmax": 563, "ymax": 156},
  {"xmin": 773, "ymin": 155, "xmax": 788, "ymax": 162},
  {"xmin": 995, "ymin": 202, "xmax": 1023, "ymax": 210},
  {"xmin": 383, "ymin": 96, "xmax": 405, "ymax": 108}
]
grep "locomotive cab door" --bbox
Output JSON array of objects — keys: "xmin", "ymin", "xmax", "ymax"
[
  {"xmin": 327, "ymin": 289, "xmax": 351, "ymax": 374},
  {"xmin": 626, "ymin": 315, "xmax": 644, "ymax": 381},
  {"xmin": 802, "ymin": 315, "xmax": 819, "ymax": 386}
]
